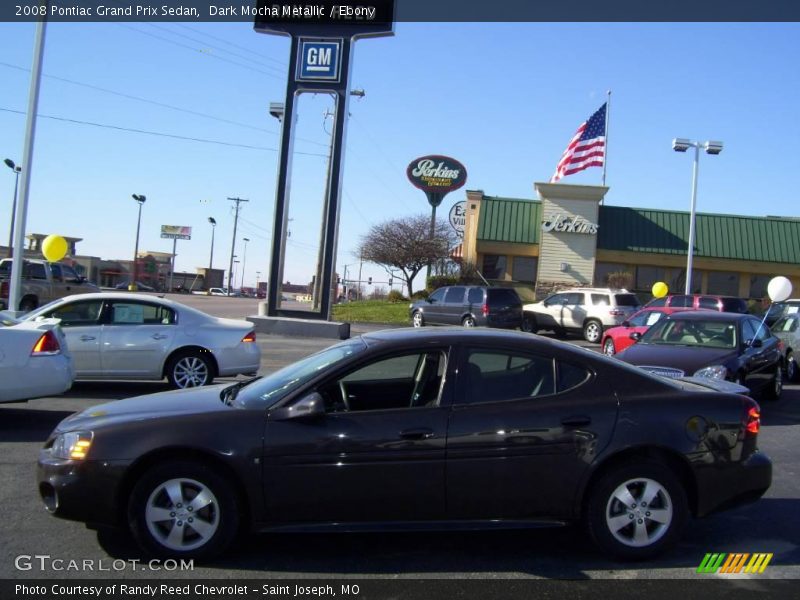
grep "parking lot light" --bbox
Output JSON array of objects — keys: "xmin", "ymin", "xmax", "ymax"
[
  {"xmin": 4, "ymin": 158, "xmax": 21, "ymax": 258},
  {"xmin": 130, "ymin": 194, "xmax": 146, "ymax": 291}
]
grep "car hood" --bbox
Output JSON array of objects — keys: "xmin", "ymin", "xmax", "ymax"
[
  {"xmin": 617, "ymin": 343, "xmax": 737, "ymax": 374},
  {"xmin": 54, "ymin": 384, "xmax": 233, "ymax": 433}
]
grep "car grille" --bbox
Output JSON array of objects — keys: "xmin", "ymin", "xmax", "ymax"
[{"xmin": 639, "ymin": 366, "xmax": 685, "ymax": 379}]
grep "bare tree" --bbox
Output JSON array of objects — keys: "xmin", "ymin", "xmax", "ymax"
[{"xmin": 358, "ymin": 214, "xmax": 455, "ymax": 296}]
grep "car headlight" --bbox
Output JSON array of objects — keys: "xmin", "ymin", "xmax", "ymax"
[
  {"xmin": 693, "ymin": 365, "xmax": 728, "ymax": 380},
  {"xmin": 51, "ymin": 431, "xmax": 94, "ymax": 460}
]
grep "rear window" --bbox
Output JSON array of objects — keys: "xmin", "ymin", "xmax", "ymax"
[
  {"xmin": 614, "ymin": 294, "xmax": 641, "ymax": 307},
  {"xmin": 720, "ymin": 298, "xmax": 748, "ymax": 313},
  {"xmin": 487, "ymin": 288, "xmax": 521, "ymax": 307}
]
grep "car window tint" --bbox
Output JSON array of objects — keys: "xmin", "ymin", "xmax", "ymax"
[
  {"xmin": 614, "ymin": 294, "xmax": 641, "ymax": 307},
  {"xmin": 463, "ymin": 350, "xmax": 555, "ymax": 404},
  {"xmin": 428, "ymin": 288, "xmax": 446, "ymax": 302},
  {"xmin": 565, "ymin": 293, "xmax": 585, "ymax": 305},
  {"xmin": 61, "ymin": 265, "xmax": 79, "ymax": 280},
  {"xmin": 50, "ymin": 263, "xmax": 63, "ymax": 281},
  {"xmin": 721, "ymin": 298, "xmax": 747, "ymax": 313},
  {"xmin": 109, "ymin": 302, "xmax": 175, "ymax": 325},
  {"xmin": 774, "ymin": 317, "xmax": 798, "ymax": 333},
  {"xmin": 591, "ymin": 294, "xmax": 610, "ymax": 306},
  {"xmin": 698, "ymin": 297, "xmax": 719, "ymax": 310},
  {"xmin": 648, "ymin": 297, "xmax": 667, "ymax": 307},
  {"xmin": 25, "ymin": 262, "xmax": 47, "ymax": 280},
  {"xmin": 670, "ymin": 295, "xmax": 693, "ymax": 308},
  {"xmin": 627, "ymin": 311, "xmax": 649, "ymax": 327},
  {"xmin": 444, "ymin": 287, "xmax": 466, "ymax": 304},
  {"xmin": 545, "ymin": 294, "xmax": 565, "ymax": 306},
  {"xmin": 557, "ymin": 362, "xmax": 591, "ymax": 392},
  {"xmin": 331, "ymin": 351, "xmax": 446, "ymax": 411},
  {"xmin": 751, "ymin": 319, "xmax": 771, "ymax": 341},
  {"xmin": 467, "ymin": 288, "xmax": 484, "ymax": 304},
  {"xmin": 46, "ymin": 300, "xmax": 104, "ymax": 326},
  {"xmin": 487, "ymin": 288, "xmax": 520, "ymax": 306}
]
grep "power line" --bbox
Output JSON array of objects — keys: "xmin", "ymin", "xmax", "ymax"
[
  {"xmin": 0, "ymin": 107, "xmax": 330, "ymax": 157},
  {"xmin": 174, "ymin": 23, "xmax": 287, "ymax": 67}
]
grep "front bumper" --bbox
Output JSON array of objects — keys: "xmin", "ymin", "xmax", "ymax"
[
  {"xmin": 37, "ymin": 453, "xmax": 128, "ymax": 527},
  {"xmin": 695, "ymin": 450, "xmax": 772, "ymax": 517}
]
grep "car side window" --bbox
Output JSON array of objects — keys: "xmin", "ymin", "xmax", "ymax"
[
  {"xmin": 50, "ymin": 263, "xmax": 64, "ymax": 281},
  {"xmin": 61, "ymin": 265, "xmax": 79, "ymax": 281},
  {"xmin": 698, "ymin": 296, "xmax": 719, "ymax": 310},
  {"xmin": 648, "ymin": 297, "xmax": 667, "ymax": 307},
  {"xmin": 627, "ymin": 311, "xmax": 649, "ymax": 327},
  {"xmin": 565, "ymin": 293, "xmax": 585, "ymax": 306},
  {"xmin": 557, "ymin": 362, "xmax": 591, "ymax": 392},
  {"xmin": 428, "ymin": 288, "xmax": 446, "ymax": 303},
  {"xmin": 751, "ymin": 319, "xmax": 771, "ymax": 342},
  {"xmin": 591, "ymin": 293, "xmax": 610, "ymax": 306},
  {"xmin": 461, "ymin": 349, "xmax": 555, "ymax": 405},
  {"xmin": 109, "ymin": 302, "xmax": 175, "ymax": 325},
  {"xmin": 323, "ymin": 351, "xmax": 447, "ymax": 412},
  {"xmin": 467, "ymin": 288, "xmax": 484, "ymax": 304},
  {"xmin": 444, "ymin": 287, "xmax": 466, "ymax": 304},
  {"xmin": 741, "ymin": 319, "xmax": 757, "ymax": 344},
  {"xmin": 670, "ymin": 295, "xmax": 693, "ymax": 308},
  {"xmin": 46, "ymin": 300, "xmax": 104, "ymax": 327}
]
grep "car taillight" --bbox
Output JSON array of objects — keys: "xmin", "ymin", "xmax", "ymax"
[
  {"xmin": 482, "ymin": 303, "xmax": 489, "ymax": 316},
  {"xmin": 241, "ymin": 331, "xmax": 256, "ymax": 343},
  {"xmin": 609, "ymin": 308, "xmax": 625, "ymax": 316},
  {"xmin": 31, "ymin": 330, "xmax": 61, "ymax": 355},
  {"xmin": 744, "ymin": 400, "xmax": 761, "ymax": 436}
]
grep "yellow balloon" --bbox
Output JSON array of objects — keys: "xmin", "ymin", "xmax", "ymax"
[
  {"xmin": 652, "ymin": 281, "xmax": 669, "ymax": 298},
  {"xmin": 42, "ymin": 235, "xmax": 68, "ymax": 262}
]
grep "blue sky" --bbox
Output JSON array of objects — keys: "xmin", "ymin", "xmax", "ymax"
[{"xmin": 0, "ymin": 22, "xmax": 798, "ymax": 291}]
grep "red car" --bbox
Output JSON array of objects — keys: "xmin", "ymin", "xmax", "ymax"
[{"xmin": 601, "ymin": 307, "xmax": 699, "ymax": 356}]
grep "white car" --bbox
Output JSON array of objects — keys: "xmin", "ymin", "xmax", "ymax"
[
  {"xmin": 208, "ymin": 288, "xmax": 229, "ymax": 296},
  {"xmin": 0, "ymin": 313, "xmax": 74, "ymax": 403},
  {"xmin": 23, "ymin": 293, "xmax": 260, "ymax": 388}
]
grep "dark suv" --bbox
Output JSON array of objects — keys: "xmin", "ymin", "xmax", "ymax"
[
  {"xmin": 645, "ymin": 294, "xmax": 748, "ymax": 314},
  {"xmin": 410, "ymin": 286, "xmax": 523, "ymax": 329}
]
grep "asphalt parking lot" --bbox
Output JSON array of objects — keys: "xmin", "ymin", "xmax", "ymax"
[{"xmin": 1, "ymin": 293, "xmax": 798, "ymax": 582}]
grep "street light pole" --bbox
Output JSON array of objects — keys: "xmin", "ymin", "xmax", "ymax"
[
  {"xmin": 208, "ymin": 217, "xmax": 216, "ymax": 270},
  {"xmin": 672, "ymin": 138, "xmax": 723, "ymax": 295},
  {"xmin": 4, "ymin": 159, "xmax": 21, "ymax": 259},
  {"xmin": 131, "ymin": 194, "xmax": 146, "ymax": 291},
  {"xmin": 241, "ymin": 237, "xmax": 249, "ymax": 291}
]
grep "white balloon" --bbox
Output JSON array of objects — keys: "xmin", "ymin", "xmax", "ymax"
[{"xmin": 767, "ymin": 276, "xmax": 793, "ymax": 302}]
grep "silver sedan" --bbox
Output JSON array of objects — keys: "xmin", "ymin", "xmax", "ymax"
[{"xmin": 24, "ymin": 293, "xmax": 260, "ymax": 388}]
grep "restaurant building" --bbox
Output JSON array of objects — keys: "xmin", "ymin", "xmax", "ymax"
[{"xmin": 459, "ymin": 183, "xmax": 800, "ymax": 303}]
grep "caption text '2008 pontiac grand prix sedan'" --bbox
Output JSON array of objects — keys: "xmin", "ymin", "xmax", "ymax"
[{"xmin": 38, "ymin": 328, "xmax": 770, "ymax": 561}]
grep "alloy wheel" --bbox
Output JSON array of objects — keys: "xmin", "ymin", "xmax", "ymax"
[
  {"xmin": 145, "ymin": 478, "xmax": 220, "ymax": 552},
  {"xmin": 173, "ymin": 356, "xmax": 209, "ymax": 388},
  {"xmin": 605, "ymin": 477, "xmax": 673, "ymax": 548},
  {"xmin": 412, "ymin": 312, "xmax": 424, "ymax": 328},
  {"xmin": 603, "ymin": 339, "xmax": 616, "ymax": 356}
]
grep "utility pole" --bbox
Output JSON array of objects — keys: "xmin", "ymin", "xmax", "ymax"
[{"xmin": 226, "ymin": 197, "xmax": 248, "ymax": 296}]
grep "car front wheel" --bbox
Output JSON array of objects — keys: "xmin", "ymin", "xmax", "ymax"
[
  {"xmin": 785, "ymin": 351, "xmax": 797, "ymax": 383},
  {"xmin": 412, "ymin": 311, "xmax": 424, "ymax": 328},
  {"xmin": 602, "ymin": 338, "xmax": 616, "ymax": 356},
  {"xmin": 128, "ymin": 461, "xmax": 240, "ymax": 559},
  {"xmin": 167, "ymin": 351, "xmax": 214, "ymax": 389},
  {"xmin": 586, "ymin": 462, "xmax": 688, "ymax": 560},
  {"xmin": 583, "ymin": 319, "xmax": 603, "ymax": 344}
]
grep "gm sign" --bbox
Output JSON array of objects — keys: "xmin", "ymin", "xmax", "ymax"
[{"xmin": 297, "ymin": 39, "xmax": 342, "ymax": 82}]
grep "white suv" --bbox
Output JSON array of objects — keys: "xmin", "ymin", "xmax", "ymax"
[{"xmin": 522, "ymin": 288, "xmax": 641, "ymax": 343}]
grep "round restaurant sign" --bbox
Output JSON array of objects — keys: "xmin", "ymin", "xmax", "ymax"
[{"xmin": 407, "ymin": 155, "xmax": 468, "ymax": 206}]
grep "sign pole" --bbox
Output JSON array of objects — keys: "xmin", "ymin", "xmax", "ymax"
[{"xmin": 169, "ymin": 237, "xmax": 177, "ymax": 292}]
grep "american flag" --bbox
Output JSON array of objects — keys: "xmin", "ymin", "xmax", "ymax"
[{"xmin": 550, "ymin": 103, "xmax": 606, "ymax": 183}]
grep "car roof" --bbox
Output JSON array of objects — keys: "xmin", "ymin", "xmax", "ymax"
[
  {"xmin": 361, "ymin": 326, "xmax": 556, "ymax": 347},
  {"xmin": 664, "ymin": 310, "xmax": 751, "ymax": 321}
]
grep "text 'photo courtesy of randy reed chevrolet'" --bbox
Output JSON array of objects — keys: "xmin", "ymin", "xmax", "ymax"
[{"xmin": 12, "ymin": 583, "xmax": 353, "ymax": 597}]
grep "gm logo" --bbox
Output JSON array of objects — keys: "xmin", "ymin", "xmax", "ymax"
[
  {"xmin": 697, "ymin": 553, "xmax": 773, "ymax": 574},
  {"xmin": 297, "ymin": 40, "xmax": 342, "ymax": 82}
]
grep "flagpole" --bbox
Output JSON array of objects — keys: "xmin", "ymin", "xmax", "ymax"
[{"xmin": 601, "ymin": 90, "xmax": 611, "ymax": 198}]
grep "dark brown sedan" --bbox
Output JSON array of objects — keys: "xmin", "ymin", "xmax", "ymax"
[{"xmin": 38, "ymin": 328, "xmax": 770, "ymax": 561}]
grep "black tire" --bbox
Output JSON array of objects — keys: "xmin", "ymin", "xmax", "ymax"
[
  {"xmin": 19, "ymin": 296, "xmax": 38, "ymax": 313},
  {"xmin": 166, "ymin": 350, "xmax": 214, "ymax": 389},
  {"xmin": 411, "ymin": 311, "xmax": 424, "ymax": 328},
  {"xmin": 585, "ymin": 461, "xmax": 688, "ymax": 560},
  {"xmin": 128, "ymin": 460, "xmax": 240, "ymax": 559},
  {"xmin": 763, "ymin": 364, "xmax": 782, "ymax": 401},
  {"xmin": 521, "ymin": 314, "xmax": 537, "ymax": 333},
  {"xmin": 583, "ymin": 319, "xmax": 603, "ymax": 344},
  {"xmin": 462, "ymin": 315, "xmax": 477, "ymax": 328},
  {"xmin": 785, "ymin": 351, "xmax": 797, "ymax": 383}
]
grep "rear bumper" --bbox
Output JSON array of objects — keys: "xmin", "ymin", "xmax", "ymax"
[{"xmin": 695, "ymin": 450, "xmax": 772, "ymax": 517}]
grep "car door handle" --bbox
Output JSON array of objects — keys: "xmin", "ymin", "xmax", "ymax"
[
  {"xmin": 561, "ymin": 416, "xmax": 592, "ymax": 427},
  {"xmin": 399, "ymin": 428, "xmax": 435, "ymax": 440},
  {"xmin": 151, "ymin": 334, "xmax": 169, "ymax": 340},
  {"xmin": 79, "ymin": 335, "xmax": 96, "ymax": 341}
]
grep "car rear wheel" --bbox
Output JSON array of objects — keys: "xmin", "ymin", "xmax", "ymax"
[
  {"xmin": 19, "ymin": 296, "xmax": 38, "ymax": 313},
  {"xmin": 128, "ymin": 460, "xmax": 239, "ymax": 559},
  {"xmin": 167, "ymin": 351, "xmax": 214, "ymax": 389},
  {"xmin": 462, "ymin": 315, "xmax": 477, "ymax": 328},
  {"xmin": 412, "ymin": 311, "xmax": 424, "ymax": 328},
  {"xmin": 785, "ymin": 351, "xmax": 797, "ymax": 383},
  {"xmin": 586, "ymin": 462, "xmax": 688, "ymax": 560},
  {"xmin": 602, "ymin": 338, "xmax": 616, "ymax": 356},
  {"xmin": 763, "ymin": 365, "xmax": 782, "ymax": 401},
  {"xmin": 583, "ymin": 319, "xmax": 603, "ymax": 344},
  {"xmin": 521, "ymin": 314, "xmax": 537, "ymax": 333}
]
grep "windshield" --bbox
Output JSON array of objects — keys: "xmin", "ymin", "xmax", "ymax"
[
  {"xmin": 640, "ymin": 318, "xmax": 737, "ymax": 349},
  {"xmin": 233, "ymin": 338, "xmax": 367, "ymax": 409}
]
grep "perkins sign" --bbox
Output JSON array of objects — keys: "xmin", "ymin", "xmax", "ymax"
[
  {"xmin": 407, "ymin": 155, "xmax": 467, "ymax": 206},
  {"xmin": 541, "ymin": 214, "xmax": 598, "ymax": 235}
]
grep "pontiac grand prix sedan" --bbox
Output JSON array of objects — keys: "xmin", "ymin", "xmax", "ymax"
[
  {"xmin": 38, "ymin": 328, "xmax": 770, "ymax": 561},
  {"xmin": 24, "ymin": 293, "xmax": 260, "ymax": 388}
]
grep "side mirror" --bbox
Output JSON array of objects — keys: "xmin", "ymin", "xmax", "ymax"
[
  {"xmin": 270, "ymin": 392, "xmax": 325, "ymax": 421},
  {"xmin": 621, "ymin": 320, "xmax": 630, "ymax": 327},
  {"xmin": 427, "ymin": 298, "xmax": 436, "ymax": 304},
  {"xmin": 630, "ymin": 332, "xmax": 642, "ymax": 342},
  {"xmin": 746, "ymin": 338, "xmax": 763, "ymax": 349}
]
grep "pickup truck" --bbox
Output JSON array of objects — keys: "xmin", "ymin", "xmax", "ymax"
[{"xmin": 0, "ymin": 258, "xmax": 99, "ymax": 312}]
